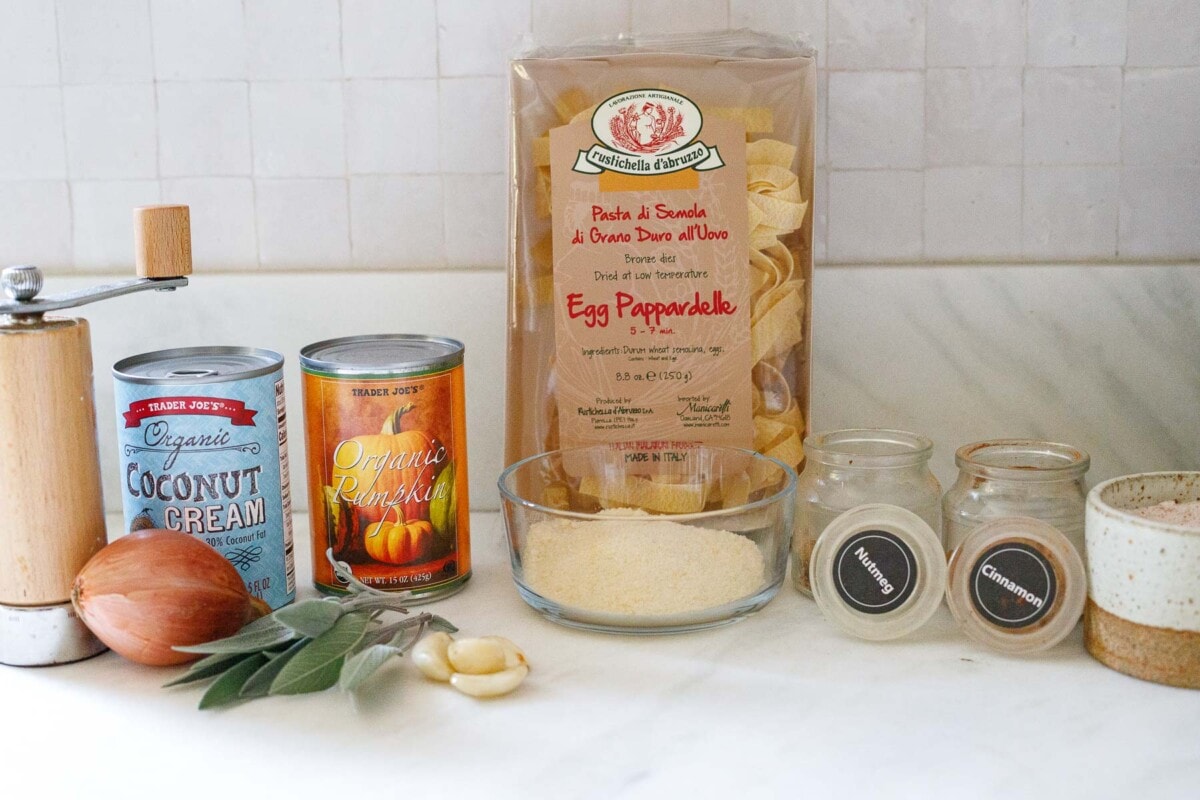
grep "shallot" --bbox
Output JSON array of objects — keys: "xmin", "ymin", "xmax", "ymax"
[{"xmin": 71, "ymin": 529, "xmax": 263, "ymax": 666}]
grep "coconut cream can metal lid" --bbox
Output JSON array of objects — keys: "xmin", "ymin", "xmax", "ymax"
[
  {"xmin": 946, "ymin": 517, "xmax": 1086, "ymax": 655},
  {"xmin": 300, "ymin": 334, "xmax": 464, "ymax": 377},
  {"xmin": 809, "ymin": 503, "xmax": 947, "ymax": 641},
  {"xmin": 113, "ymin": 346, "xmax": 283, "ymax": 383}
]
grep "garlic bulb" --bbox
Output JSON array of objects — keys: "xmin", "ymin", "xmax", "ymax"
[{"xmin": 72, "ymin": 529, "xmax": 262, "ymax": 666}]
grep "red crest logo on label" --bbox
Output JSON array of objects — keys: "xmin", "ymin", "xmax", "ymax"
[
  {"xmin": 593, "ymin": 90, "xmax": 701, "ymax": 155},
  {"xmin": 574, "ymin": 89, "xmax": 723, "ymax": 177}
]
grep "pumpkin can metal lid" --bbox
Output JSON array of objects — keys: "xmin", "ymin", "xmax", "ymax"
[
  {"xmin": 300, "ymin": 334, "xmax": 464, "ymax": 377},
  {"xmin": 114, "ymin": 346, "xmax": 283, "ymax": 384}
]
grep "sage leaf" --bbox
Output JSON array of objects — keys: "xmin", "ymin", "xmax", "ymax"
[
  {"xmin": 273, "ymin": 599, "xmax": 344, "ymax": 638},
  {"xmin": 240, "ymin": 638, "xmax": 311, "ymax": 698},
  {"xmin": 198, "ymin": 654, "xmax": 268, "ymax": 710},
  {"xmin": 338, "ymin": 644, "xmax": 402, "ymax": 692},
  {"xmin": 240, "ymin": 612, "xmax": 294, "ymax": 635},
  {"xmin": 163, "ymin": 651, "xmax": 248, "ymax": 687},
  {"xmin": 270, "ymin": 611, "xmax": 371, "ymax": 695},
  {"xmin": 428, "ymin": 615, "xmax": 459, "ymax": 633},
  {"xmin": 174, "ymin": 622, "xmax": 297, "ymax": 654}
]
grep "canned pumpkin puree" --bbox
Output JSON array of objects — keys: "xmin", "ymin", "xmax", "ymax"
[{"xmin": 301, "ymin": 335, "xmax": 470, "ymax": 599}]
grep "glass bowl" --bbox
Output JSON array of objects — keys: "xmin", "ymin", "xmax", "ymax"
[{"xmin": 498, "ymin": 445, "xmax": 797, "ymax": 634}]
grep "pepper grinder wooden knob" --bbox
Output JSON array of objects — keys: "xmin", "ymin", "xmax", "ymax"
[{"xmin": 134, "ymin": 205, "xmax": 192, "ymax": 278}]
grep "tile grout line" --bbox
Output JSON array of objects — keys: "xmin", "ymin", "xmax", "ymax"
[
  {"xmin": 1019, "ymin": 0, "xmax": 1028, "ymax": 258},
  {"xmin": 237, "ymin": 0, "xmax": 267, "ymax": 270},
  {"xmin": 1115, "ymin": 0, "xmax": 1128, "ymax": 258},
  {"xmin": 920, "ymin": 0, "xmax": 929, "ymax": 261},
  {"xmin": 146, "ymin": 0, "xmax": 162, "ymax": 210},
  {"xmin": 338, "ymin": 0, "xmax": 353, "ymax": 267},
  {"xmin": 51, "ymin": 0, "xmax": 73, "ymax": 271}
]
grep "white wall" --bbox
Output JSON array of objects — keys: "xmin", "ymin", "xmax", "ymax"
[
  {"xmin": 1, "ymin": 1, "xmax": 1197, "ymax": 512},
  {"xmin": 1, "ymin": 0, "xmax": 1197, "ymax": 269}
]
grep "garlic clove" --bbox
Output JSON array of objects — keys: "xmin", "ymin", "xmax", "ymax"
[
  {"xmin": 481, "ymin": 635, "xmax": 528, "ymax": 669},
  {"xmin": 447, "ymin": 637, "xmax": 508, "ymax": 675},
  {"xmin": 412, "ymin": 631, "xmax": 454, "ymax": 681},
  {"xmin": 450, "ymin": 665, "xmax": 529, "ymax": 698}
]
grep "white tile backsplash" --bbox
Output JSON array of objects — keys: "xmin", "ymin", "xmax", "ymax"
[
  {"xmin": 346, "ymin": 80, "xmax": 441, "ymax": 174},
  {"xmin": 1027, "ymin": 0, "xmax": 1127, "ymax": 67},
  {"xmin": 57, "ymin": 0, "xmax": 154, "ymax": 84},
  {"xmin": 730, "ymin": 0, "xmax": 825, "ymax": 63},
  {"xmin": 443, "ymin": 173, "xmax": 506, "ymax": 266},
  {"xmin": 0, "ymin": 180, "xmax": 71, "ymax": 266},
  {"xmin": 350, "ymin": 175, "xmax": 446, "ymax": 268},
  {"xmin": 1024, "ymin": 68, "xmax": 1122, "ymax": 165},
  {"xmin": 157, "ymin": 82, "xmax": 252, "ymax": 177},
  {"xmin": 925, "ymin": 68, "xmax": 1022, "ymax": 166},
  {"xmin": 250, "ymin": 81, "xmax": 345, "ymax": 177},
  {"xmin": 1122, "ymin": 68, "xmax": 1200, "ymax": 165},
  {"xmin": 827, "ymin": 170, "xmax": 923, "ymax": 262},
  {"xmin": 0, "ymin": 0, "xmax": 59, "ymax": 86},
  {"xmin": 438, "ymin": 0, "xmax": 531, "ymax": 76},
  {"xmin": 828, "ymin": 71, "xmax": 924, "ymax": 169},
  {"xmin": 255, "ymin": 178, "xmax": 350, "ymax": 267},
  {"xmin": 343, "ymin": 0, "xmax": 438, "ymax": 79},
  {"xmin": 924, "ymin": 166, "xmax": 1022, "ymax": 260},
  {"xmin": 631, "ymin": 0, "xmax": 728, "ymax": 35},
  {"xmin": 63, "ymin": 83, "xmax": 157, "ymax": 179},
  {"xmin": 1119, "ymin": 167, "xmax": 1200, "ymax": 258},
  {"xmin": 530, "ymin": 0, "xmax": 631, "ymax": 44},
  {"xmin": 0, "ymin": 87, "xmax": 66, "ymax": 179},
  {"xmin": 161, "ymin": 177, "xmax": 258, "ymax": 267},
  {"xmin": 829, "ymin": 0, "xmax": 925, "ymax": 69},
  {"xmin": 150, "ymin": 0, "xmax": 246, "ymax": 81},
  {"xmin": 926, "ymin": 0, "xmax": 1024, "ymax": 67},
  {"xmin": 813, "ymin": 167, "xmax": 828, "ymax": 262},
  {"xmin": 1023, "ymin": 166, "xmax": 1120, "ymax": 260},
  {"xmin": 245, "ymin": 0, "xmax": 342, "ymax": 80},
  {"xmin": 439, "ymin": 77, "xmax": 507, "ymax": 173},
  {"xmin": 71, "ymin": 179, "xmax": 161, "ymax": 269},
  {"xmin": 1127, "ymin": 0, "xmax": 1200, "ymax": 66},
  {"xmin": 0, "ymin": 0, "xmax": 1196, "ymax": 268}
]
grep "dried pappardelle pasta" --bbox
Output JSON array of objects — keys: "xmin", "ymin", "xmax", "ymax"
[{"xmin": 507, "ymin": 35, "xmax": 816, "ymax": 512}]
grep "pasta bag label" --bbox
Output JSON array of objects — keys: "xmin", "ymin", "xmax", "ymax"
[{"xmin": 549, "ymin": 89, "xmax": 753, "ymax": 460}]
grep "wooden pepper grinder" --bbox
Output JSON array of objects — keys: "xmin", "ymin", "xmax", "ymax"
[{"xmin": 0, "ymin": 205, "xmax": 191, "ymax": 666}]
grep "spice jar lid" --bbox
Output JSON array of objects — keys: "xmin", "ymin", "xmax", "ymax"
[
  {"xmin": 946, "ymin": 517, "xmax": 1085, "ymax": 654},
  {"xmin": 809, "ymin": 504, "xmax": 947, "ymax": 641}
]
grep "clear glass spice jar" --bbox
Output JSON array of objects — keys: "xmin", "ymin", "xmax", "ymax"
[
  {"xmin": 942, "ymin": 440, "xmax": 1090, "ymax": 558},
  {"xmin": 792, "ymin": 429, "xmax": 942, "ymax": 595}
]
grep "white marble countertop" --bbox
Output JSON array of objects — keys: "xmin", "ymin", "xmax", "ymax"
[{"xmin": 3, "ymin": 513, "xmax": 1197, "ymax": 799}]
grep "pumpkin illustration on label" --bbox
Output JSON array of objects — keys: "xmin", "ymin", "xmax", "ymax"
[
  {"xmin": 364, "ymin": 506, "xmax": 435, "ymax": 566},
  {"xmin": 330, "ymin": 403, "xmax": 448, "ymax": 525}
]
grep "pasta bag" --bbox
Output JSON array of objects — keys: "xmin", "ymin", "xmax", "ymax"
[{"xmin": 506, "ymin": 31, "xmax": 816, "ymax": 507}]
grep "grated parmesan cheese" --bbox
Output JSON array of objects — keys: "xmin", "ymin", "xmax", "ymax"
[{"xmin": 521, "ymin": 509, "xmax": 765, "ymax": 615}]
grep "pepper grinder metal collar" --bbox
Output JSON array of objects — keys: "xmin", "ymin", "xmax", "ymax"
[{"xmin": 0, "ymin": 205, "xmax": 192, "ymax": 666}]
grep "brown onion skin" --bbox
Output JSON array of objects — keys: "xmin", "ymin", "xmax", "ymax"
[{"xmin": 71, "ymin": 529, "xmax": 257, "ymax": 666}]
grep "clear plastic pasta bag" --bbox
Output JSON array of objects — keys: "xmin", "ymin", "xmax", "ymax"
[{"xmin": 506, "ymin": 31, "xmax": 816, "ymax": 511}]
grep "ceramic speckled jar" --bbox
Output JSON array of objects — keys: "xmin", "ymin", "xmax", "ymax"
[{"xmin": 1085, "ymin": 472, "xmax": 1200, "ymax": 689}]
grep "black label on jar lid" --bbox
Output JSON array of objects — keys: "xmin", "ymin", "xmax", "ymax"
[
  {"xmin": 969, "ymin": 542, "xmax": 1057, "ymax": 629},
  {"xmin": 833, "ymin": 530, "xmax": 918, "ymax": 614}
]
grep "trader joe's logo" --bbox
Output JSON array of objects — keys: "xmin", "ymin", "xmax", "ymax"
[{"xmin": 573, "ymin": 89, "xmax": 725, "ymax": 176}]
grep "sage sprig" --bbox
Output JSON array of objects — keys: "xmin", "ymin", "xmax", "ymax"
[{"xmin": 165, "ymin": 550, "xmax": 457, "ymax": 709}]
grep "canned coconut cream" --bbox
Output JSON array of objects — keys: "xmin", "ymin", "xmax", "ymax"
[
  {"xmin": 113, "ymin": 347, "xmax": 296, "ymax": 609},
  {"xmin": 301, "ymin": 335, "xmax": 470, "ymax": 600}
]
